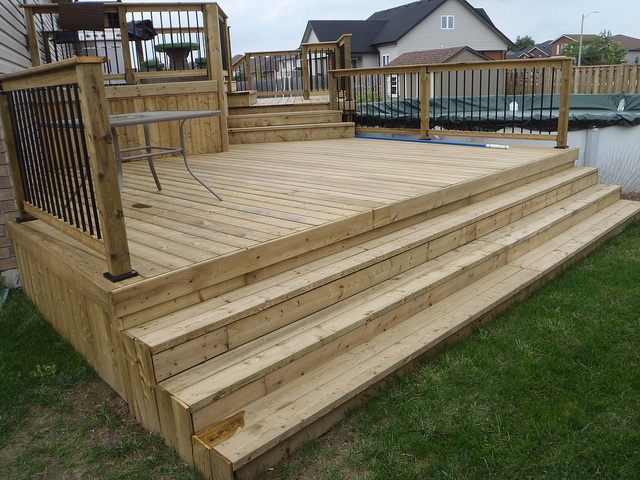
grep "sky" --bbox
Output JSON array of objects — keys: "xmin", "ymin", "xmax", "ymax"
[{"xmin": 212, "ymin": 0, "xmax": 640, "ymax": 54}]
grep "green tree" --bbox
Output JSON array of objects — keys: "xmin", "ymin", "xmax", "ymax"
[
  {"xmin": 563, "ymin": 30, "xmax": 627, "ymax": 65},
  {"xmin": 510, "ymin": 35, "xmax": 536, "ymax": 52}
]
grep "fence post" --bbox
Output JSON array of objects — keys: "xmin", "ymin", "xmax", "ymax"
[
  {"xmin": 23, "ymin": 6, "xmax": 41, "ymax": 67},
  {"xmin": 556, "ymin": 58, "xmax": 572, "ymax": 149},
  {"xmin": 74, "ymin": 59, "xmax": 135, "ymax": 280},
  {"xmin": 301, "ymin": 44, "xmax": 310, "ymax": 100},
  {"xmin": 420, "ymin": 66, "xmax": 430, "ymax": 140}
]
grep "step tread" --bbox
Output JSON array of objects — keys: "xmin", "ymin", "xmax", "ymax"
[
  {"xmin": 161, "ymin": 181, "xmax": 617, "ymax": 411},
  {"xmin": 229, "ymin": 110, "xmax": 343, "ymax": 119},
  {"xmin": 202, "ymin": 199, "xmax": 640, "ymax": 469},
  {"xmin": 130, "ymin": 167, "xmax": 597, "ymax": 351}
]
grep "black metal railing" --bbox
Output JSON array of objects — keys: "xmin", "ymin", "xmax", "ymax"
[
  {"xmin": 331, "ymin": 58, "xmax": 573, "ymax": 147},
  {"xmin": 22, "ymin": 2, "xmax": 230, "ymax": 85},
  {"xmin": 6, "ymin": 85, "xmax": 101, "ymax": 238}
]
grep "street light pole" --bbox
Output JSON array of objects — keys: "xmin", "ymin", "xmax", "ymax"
[{"xmin": 578, "ymin": 10, "xmax": 598, "ymax": 67}]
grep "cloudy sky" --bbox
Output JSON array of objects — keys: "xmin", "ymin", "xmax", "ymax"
[{"xmin": 215, "ymin": 0, "xmax": 640, "ymax": 54}]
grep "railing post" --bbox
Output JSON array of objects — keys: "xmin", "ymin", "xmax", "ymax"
[
  {"xmin": 329, "ymin": 71, "xmax": 338, "ymax": 111},
  {"xmin": 556, "ymin": 58, "xmax": 572, "ymax": 149},
  {"xmin": 74, "ymin": 59, "xmax": 135, "ymax": 280},
  {"xmin": 342, "ymin": 34, "xmax": 352, "ymax": 69},
  {"xmin": 245, "ymin": 53, "xmax": 253, "ymax": 91},
  {"xmin": 420, "ymin": 66, "xmax": 430, "ymax": 139},
  {"xmin": 23, "ymin": 6, "xmax": 41, "ymax": 67},
  {"xmin": 204, "ymin": 3, "xmax": 230, "ymax": 151},
  {"xmin": 117, "ymin": 4, "xmax": 135, "ymax": 84},
  {"xmin": 301, "ymin": 44, "xmax": 310, "ymax": 100}
]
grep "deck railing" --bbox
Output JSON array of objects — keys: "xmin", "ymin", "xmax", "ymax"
[
  {"xmin": 21, "ymin": 2, "xmax": 231, "ymax": 86},
  {"xmin": 330, "ymin": 57, "xmax": 573, "ymax": 148},
  {"xmin": 231, "ymin": 35, "xmax": 351, "ymax": 98},
  {"xmin": 0, "ymin": 57, "xmax": 134, "ymax": 281}
]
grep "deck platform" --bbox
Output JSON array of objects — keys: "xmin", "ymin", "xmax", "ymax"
[{"xmin": 9, "ymin": 138, "xmax": 640, "ymax": 479}]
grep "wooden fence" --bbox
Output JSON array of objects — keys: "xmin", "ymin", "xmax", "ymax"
[{"xmin": 572, "ymin": 65, "xmax": 640, "ymax": 94}]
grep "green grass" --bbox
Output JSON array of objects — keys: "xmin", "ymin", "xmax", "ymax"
[
  {"xmin": 0, "ymin": 291, "xmax": 203, "ymax": 480},
  {"xmin": 1, "ymin": 220, "xmax": 639, "ymax": 479}
]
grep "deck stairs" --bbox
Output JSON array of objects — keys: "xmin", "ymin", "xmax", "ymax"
[
  {"xmin": 227, "ymin": 92, "xmax": 354, "ymax": 144},
  {"xmin": 123, "ymin": 155, "xmax": 640, "ymax": 479}
]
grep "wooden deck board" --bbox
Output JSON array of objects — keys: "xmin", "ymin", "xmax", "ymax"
[{"xmin": 13, "ymin": 138, "xmax": 577, "ymax": 285}]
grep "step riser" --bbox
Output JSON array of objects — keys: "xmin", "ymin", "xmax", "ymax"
[
  {"xmin": 228, "ymin": 112, "xmax": 342, "ymax": 128},
  {"xmin": 229, "ymin": 123, "xmax": 355, "ymax": 144},
  {"xmin": 186, "ymin": 185, "xmax": 620, "ymax": 431},
  {"xmin": 229, "ymin": 103, "xmax": 330, "ymax": 116},
  {"xmin": 150, "ymin": 171, "xmax": 599, "ymax": 383}
]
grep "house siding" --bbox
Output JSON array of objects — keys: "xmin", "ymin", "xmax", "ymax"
[
  {"xmin": 0, "ymin": 0, "xmax": 34, "ymax": 274},
  {"xmin": 397, "ymin": 0, "xmax": 508, "ymax": 61}
]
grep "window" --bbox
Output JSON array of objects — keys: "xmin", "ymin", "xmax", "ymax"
[
  {"xmin": 381, "ymin": 54, "xmax": 390, "ymax": 66},
  {"xmin": 441, "ymin": 15, "xmax": 454, "ymax": 29},
  {"xmin": 389, "ymin": 74, "xmax": 398, "ymax": 97}
]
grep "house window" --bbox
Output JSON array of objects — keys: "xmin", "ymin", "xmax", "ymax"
[
  {"xmin": 441, "ymin": 15, "xmax": 454, "ymax": 29},
  {"xmin": 389, "ymin": 74, "xmax": 398, "ymax": 97},
  {"xmin": 381, "ymin": 54, "xmax": 390, "ymax": 66}
]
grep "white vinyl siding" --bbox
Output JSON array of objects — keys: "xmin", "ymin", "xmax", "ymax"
[
  {"xmin": 0, "ymin": 0, "xmax": 32, "ymax": 74},
  {"xmin": 398, "ymin": 0, "xmax": 509, "ymax": 56}
]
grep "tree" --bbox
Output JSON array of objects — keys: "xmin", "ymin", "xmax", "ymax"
[
  {"xmin": 510, "ymin": 35, "xmax": 536, "ymax": 52},
  {"xmin": 562, "ymin": 30, "xmax": 627, "ymax": 65}
]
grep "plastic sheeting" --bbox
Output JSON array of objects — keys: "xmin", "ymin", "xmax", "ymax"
[{"xmin": 356, "ymin": 93, "xmax": 640, "ymax": 132}]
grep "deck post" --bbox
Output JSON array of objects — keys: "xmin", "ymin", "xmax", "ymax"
[
  {"xmin": 204, "ymin": 3, "xmax": 230, "ymax": 151},
  {"xmin": 74, "ymin": 58, "xmax": 135, "ymax": 280},
  {"xmin": 420, "ymin": 66, "xmax": 430, "ymax": 140},
  {"xmin": 301, "ymin": 44, "xmax": 310, "ymax": 100},
  {"xmin": 556, "ymin": 57, "xmax": 572, "ymax": 149},
  {"xmin": 329, "ymin": 71, "xmax": 338, "ymax": 111},
  {"xmin": 117, "ymin": 4, "xmax": 135, "ymax": 84},
  {"xmin": 23, "ymin": 7, "xmax": 41, "ymax": 67}
]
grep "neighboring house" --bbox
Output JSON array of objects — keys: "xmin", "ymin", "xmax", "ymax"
[
  {"xmin": 301, "ymin": 0, "xmax": 512, "ymax": 69},
  {"xmin": 507, "ymin": 40, "xmax": 552, "ymax": 60},
  {"xmin": 613, "ymin": 34, "xmax": 640, "ymax": 64},
  {"xmin": 551, "ymin": 34, "xmax": 598, "ymax": 57},
  {"xmin": 0, "ymin": 0, "xmax": 35, "ymax": 283},
  {"xmin": 552, "ymin": 33, "xmax": 640, "ymax": 64},
  {"xmin": 388, "ymin": 45, "xmax": 490, "ymax": 65}
]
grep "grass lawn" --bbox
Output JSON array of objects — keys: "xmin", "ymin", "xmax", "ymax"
[{"xmin": 1, "ymin": 219, "xmax": 639, "ymax": 479}]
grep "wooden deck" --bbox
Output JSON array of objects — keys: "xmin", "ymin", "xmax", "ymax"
[
  {"xmin": 16, "ymin": 138, "xmax": 577, "ymax": 283},
  {"xmin": 9, "ymin": 137, "xmax": 640, "ymax": 479}
]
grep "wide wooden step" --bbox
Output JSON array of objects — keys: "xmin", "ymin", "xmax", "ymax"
[
  {"xmin": 194, "ymin": 199, "xmax": 640, "ymax": 479},
  {"xmin": 161, "ymin": 183, "xmax": 619, "ymax": 429},
  {"xmin": 228, "ymin": 110, "xmax": 343, "ymax": 128},
  {"xmin": 229, "ymin": 101, "xmax": 331, "ymax": 116},
  {"xmin": 129, "ymin": 167, "xmax": 598, "ymax": 383},
  {"xmin": 228, "ymin": 122, "xmax": 355, "ymax": 144}
]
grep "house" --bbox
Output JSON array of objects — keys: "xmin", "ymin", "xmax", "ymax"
[
  {"xmin": 551, "ymin": 34, "xmax": 598, "ymax": 57},
  {"xmin": 507, "ymin": 41, "xmax": 552, "ymax": 60},
  {"xmin": 388, "ymin": 45, "xmax": 491, "ymax": 65},
  {"xmin": 551, "ymin": 33, "xmax": 640, "ymax": 64},
  {"xmin": 301, "ymin": 0, "xmax": 512, "ymax": 68},
  {"xmin": 613, "ymin": 34, "xmax": 640, "ymax": 64}
]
